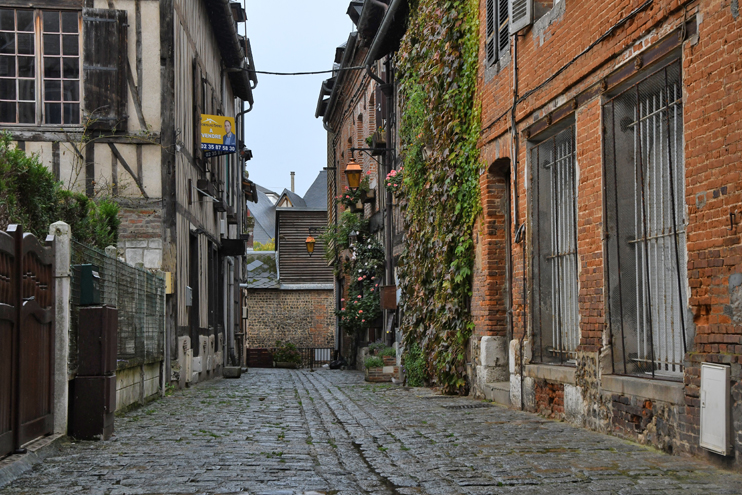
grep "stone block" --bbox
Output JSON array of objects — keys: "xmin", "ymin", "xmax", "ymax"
[
  {"xmin": 125, "ymin": 240, "xmax": 148, "ymax": 248},
  {"xmin": 480, "ymin": 336, "xmax": 507, "ymax": 367},
  {"xmin": 148, "ymin": 239, "xmax": 162, "ymax": 249},
  {"xmin": 142, "ymin": 249, "xmax": 161, "ymax": 269},
  {"xmin": 564, "ymin": 384, "xmax": 585, "ymax": 424},
  {"xmin": 192, "ymin": 356, "xmax": 202, "ymax": 373},
  {"xmin": 223, "ymin": 367, "xmax": 241, "ymax": 379},
  {"xmin": 126, "ymin": 248, "xmax": 144, "ymax": 265}
]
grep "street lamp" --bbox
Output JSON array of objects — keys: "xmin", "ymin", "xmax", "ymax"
[
  {"xmin": 348, "ymin": 230, "xmax": 358, "ymax": 246},
  {"xmin": 344, "ymin": 157, "xmax": 362, "ymax": 192},
  {"xmin": 305, "ymin": 235, "xmax": 316, "ymax": 257}
]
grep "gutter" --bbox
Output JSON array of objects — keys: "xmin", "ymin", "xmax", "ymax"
[
  {"xmin": 322, "ymin": 32, "xmax": 358, "ymax": 132},
  {"xmin": 363, "ymin": 0, "xmax": 404, "ymax": 66}
]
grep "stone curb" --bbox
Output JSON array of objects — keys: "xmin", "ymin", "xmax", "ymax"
[{"xmin": 0, "ymin": 434, "xmax": 67, "ymax": 489}]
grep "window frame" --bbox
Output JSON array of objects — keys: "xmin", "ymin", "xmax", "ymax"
[
  {"xmin": 0, "ymin": 8, "xmax": 82, "ymax": 127},
  {"xmin": 529, "ymin": 120, "xmax": 580, "ymax": 366},
  {"xmin": 601, "ymin": 57, "xmax": 688, "ymax": 380}
]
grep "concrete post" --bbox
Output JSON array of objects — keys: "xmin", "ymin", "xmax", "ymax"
[{"xmin": 49, "ymin": 221, "xmax": 71, "ymax": 435}]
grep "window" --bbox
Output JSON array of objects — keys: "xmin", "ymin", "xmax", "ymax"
[
  {"xmin": 0, "ymin": 9, "xmax": 81, "ymax": 125},
  {"xmin": 531, "ymin": 124, "xmax": 579, "ymax": 364},
  {"xmin": 486, "ymin": 0, "xmax": 509, "ymax": 65},
  {"xmin": 603, "ymin": 59, "xmax": 687, "ymax": 378}
]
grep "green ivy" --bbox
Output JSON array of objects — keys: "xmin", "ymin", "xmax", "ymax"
[{"xmin": 396, "ymin": 0, "xmax": 482, "ymax": 394}]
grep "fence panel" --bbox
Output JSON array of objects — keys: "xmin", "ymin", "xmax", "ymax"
[
  {"xmin": 70, "ymin": 241, "xmax": 164, "ymax": 373},
  {"xmin": 0, "ymin": 229, "xmax": 17, "ymax": 458}
]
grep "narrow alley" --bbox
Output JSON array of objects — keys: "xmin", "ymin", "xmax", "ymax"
[{"xmin": 2, "ymin": 369, "xmax": 741, "ymax": 495}]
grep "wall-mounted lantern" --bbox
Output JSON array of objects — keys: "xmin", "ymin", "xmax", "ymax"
[
  {"xmin": 344, "ymin": 157, "xmax": 362, "ymax": 192},
  {"xmin": 305, "ymin": 235, "xmax": 316, "ymax": 257}
]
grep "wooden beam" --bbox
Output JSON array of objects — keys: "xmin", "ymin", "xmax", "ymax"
[{"xmin": 107, "ymin": 142, "xmax": 149, "ymax": 199}]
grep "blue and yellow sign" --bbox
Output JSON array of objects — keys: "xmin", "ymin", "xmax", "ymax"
[{"xmin": 201, "ymin": 114, "xmax": 236, "ymax": 158}]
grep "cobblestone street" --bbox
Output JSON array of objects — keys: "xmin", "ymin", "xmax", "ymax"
[{"xmin": 2, "ymin": 369, "xmax": 742, "ymax": 495}]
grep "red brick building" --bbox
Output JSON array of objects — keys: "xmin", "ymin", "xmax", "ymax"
[{"xmin": 473, "ymin": 0, "xmax": 742, "ymax": 465}]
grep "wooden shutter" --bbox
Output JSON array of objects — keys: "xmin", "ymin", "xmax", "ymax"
[
  {"xmin": 497, "ymin": 0, "xmax": 510, "ymax": 57},
  {"xmin": 486, "ymin": 0, "xmax": 495, "ymax": 64},
  {"xmin": 192, "ymin": 59, "xmax": 203, "ymax": 166},
  {"xmin": 82, "ymin": 9, "xmax": 128, "ymax": 131},
  {"xmin": 509, "ymin": 0, "xmax": 533, "ymax": 34}
]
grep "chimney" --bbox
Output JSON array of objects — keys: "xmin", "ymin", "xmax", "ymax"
[{"xmin": 290, "ymin": 171, "xmax": 295, "ymax": 193}]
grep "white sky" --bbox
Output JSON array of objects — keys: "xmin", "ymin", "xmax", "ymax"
[{"xmin": 242, "ymin": 1, "xmax": 356, "ymax": 197}]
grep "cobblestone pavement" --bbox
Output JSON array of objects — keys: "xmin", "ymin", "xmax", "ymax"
[{"xmin": 2, "ymin": 368, "xmax": 742, "ymax": 495}]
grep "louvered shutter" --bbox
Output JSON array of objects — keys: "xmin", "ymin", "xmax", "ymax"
[
  {"xmin": 509, "ymin": 0, "xmax": 533, "ymax": 34},
  {"xmin": 498, "ymin": 0, "xmax": 510, "ymax": 56},
  {"xmin": 486, "ymin": 0, "xmax": 496, "ymax": 64},
  {"xmin": 192, "ymin": 59, "xmax": 202, "ymax": 165},
  {"xmin": 82, "ymin": 9, "xmax": 128, "ymax": 131}
]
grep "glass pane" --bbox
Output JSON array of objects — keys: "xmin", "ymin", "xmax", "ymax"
[
  {"xmin": 17, "ymin": 33, "xmax": 33, "ymax": 54},
  {"xmin": 16, "ymin": 11, "xmax": 33, "ymax": 32},
  {"xmin": 18, "ymin": 101, "xmax": 34, "ymax": 123},
  {"xmin": 61, "ymin": 12, "xmax": 78, "ymax": 33},
  {"xmin": 17, "ymin": 56, "xmax": 33, "ymax": 77},
  {"xmin": 0, "ymin": 78, "xmax": 14, "ymax": 99},
  {"xmin": 63, "ymin": 80, "xmax": 78, "ymax": 101},
  {"xmin": 62, "ymin": 57, "xmax": 78, "ymax": 79},
  {"xmin": 18, "ymin": 79, "xmax": 33, "ymax": 100},
  {"xmin": 44, "ymin": 57, "xmax": 60, "ymax": 78},
  {"xmin": 63, "ymin": 102, "xmax": 78, "ymax": 124},
  {"xmin": 0, "ymin": 101, "xmax": 15, "ymax": 122},
  {"xmin": 62, "ymin": 35, "xmax": 78, "ymax": 56},
  {"xmin": 44, "ymin": 102, "xmax": 60, "ymax": 124},
  {"xmin": 0, "ymin": 55, "xmax": 13, "ymax": 77},
  {"xmin": 0, "ymin": 10, "xmax": 14, "ymax": 31},
  {"xmin": 44, "ymin": 80, "xmax": 60, "ymax": 101},
  {"xmin": 43, "ymin": 34, "xmax": 59, "ymax": 55},
  {"xmin": 43, "ymin": 12, "xmax": 59, "ymax": 33},
  {"xmin": 0, "ymin": 32, "xmax": 15, "ymax": 54}
]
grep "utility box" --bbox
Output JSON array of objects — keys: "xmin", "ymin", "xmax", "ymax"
[
  {"xmin": 69, "ymin": 375, "xmax": 116, "ymax": 440},
  {"xmin": 78, "ymin": 306, "xmax": 118, "ymax": 376},
  {"xmin": 75, "ymin": 264, "xmax": 101, "ymax": 306},
  {"xmin": 700, "ymin": 362, "xmax": 731, "ymax": 455}
]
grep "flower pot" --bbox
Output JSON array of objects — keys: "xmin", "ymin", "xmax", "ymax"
[
  {"xmin": 361, "ymin": 188, "xmax": 376, "ymax": 204},
  {"xmin": 372, "ymin": 130, "xmax": 387, "ymax": 154},
  {"xmin": 349, "ymin": 201, "xmax": 363, "ymax": 213}
]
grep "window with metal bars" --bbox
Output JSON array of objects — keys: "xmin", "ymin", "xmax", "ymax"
[
  {"xmin": 486, "ymin": 0, "xmax": 509, "ymax": 66},
  {"xmin": 0, "ymin": 9, "xmax": 81, "ymax": 125},
  {"xmin": 531, "ymin": 124, "xmax": 579, "ymax": 364},
  {"xmin": 603, "ymin": 59, "xmax": 688, "ymax": 379}
]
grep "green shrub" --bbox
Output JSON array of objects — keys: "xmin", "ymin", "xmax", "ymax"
[
  {"xmin": 404, "ymin": 343, "xmax": 426, "ymax": 387},
  {"xmin": 272, "ymin": 340, "xmax": 302, "ymax": 364},
  {"xmin": 0, "ymin": 133, "xmax": 119, "ymax": 248},
  {"xmin": 364, "ymin": 356, "xmax": 384, "ymax": 369},
  {"xmin": 368, "ymin": 341, "xmax": 386, "ymax": 353},
  {"xmin": 378, "ymin": 347, "xmax": 396, "ymax": 358}
]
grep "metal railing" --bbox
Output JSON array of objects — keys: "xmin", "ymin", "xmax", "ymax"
[{"xmin": 69, "ymin": 241, "xmax": 165, "ymax": 373}]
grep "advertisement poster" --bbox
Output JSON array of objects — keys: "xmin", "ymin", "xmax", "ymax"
[{"xmin": 201, "ymin": 114, "xmax": 237, "ymax": 158}]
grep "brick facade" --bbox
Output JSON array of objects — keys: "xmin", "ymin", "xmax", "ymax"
[
  {"xmin": 474, "ymin": 0, "xmax": 742, "ymax": 467},
  {"xmin": 246, "ymin": 289, "xmax": 334, "ymax": 350},
  {"xmin": 116, "ymin": 199, "xmax": 164, "ymax": 269}
]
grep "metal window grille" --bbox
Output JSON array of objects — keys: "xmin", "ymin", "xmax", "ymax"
[
  {"xmin": 532, "ymin": 125, "xmax": 579, "ymax": 364},
  {"xmin": 69, "ymin": 241, "xmax": 165, "ymax": 374},
  {"xmin": 603, "ymin": 59, "xmax": 687, "ymax": 378}
]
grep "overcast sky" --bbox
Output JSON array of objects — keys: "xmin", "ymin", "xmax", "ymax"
[{"xmin": 242, "ymin": 1, "xmax": 355, "ymax": 197}]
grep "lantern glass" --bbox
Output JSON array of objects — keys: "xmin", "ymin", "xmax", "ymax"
[
  {"xmin": 305, "ymin": 236, "xmax": 316, "ymax": 256},
  {"xmin": 344, "ymin": 158, "xmax": 362, "ymax": 191}
]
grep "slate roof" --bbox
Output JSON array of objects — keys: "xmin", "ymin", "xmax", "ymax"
[
  {"xmin": 247, "ymin": 187, "xmax": 276, "ymax": 243},
  {"xmin": 278, "ymin": 189, "xmax": 306, "ymax": 208},
  {"xmin": 245, "ymin": 252, "xmax": 279, "ymax": 289},
  {"xmin": 303, "ymin": 171, "xmax": 327, "ymax": 209}
]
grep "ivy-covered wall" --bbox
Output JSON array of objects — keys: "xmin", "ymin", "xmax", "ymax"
[{"xmin": 397, "ymin": 0, "xmax": 482, "ymax": 394}]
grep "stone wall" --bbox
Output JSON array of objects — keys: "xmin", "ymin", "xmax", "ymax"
[{"xmin": 246, "ymin": 289, "xmax": 334, "ymax": 350}]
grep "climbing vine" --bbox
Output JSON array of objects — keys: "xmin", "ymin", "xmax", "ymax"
[{"xmin": 396, "ymin": 0, "xmax": 482, "ymax": 394}]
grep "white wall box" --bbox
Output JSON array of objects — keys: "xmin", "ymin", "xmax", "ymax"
[{"xmin": 700, "ymin": 362, "xmax": 732, "ymax": 455}]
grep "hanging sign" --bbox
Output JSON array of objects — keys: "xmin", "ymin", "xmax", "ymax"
[{"xmin": 201, "ymin": 114, "xmax": 236, "ymax": 158}]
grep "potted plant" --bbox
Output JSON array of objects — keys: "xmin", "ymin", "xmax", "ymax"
[
  {"xmin": 272, "ymin": 340, "xmax": 302, "ymax": 368},
  {"xmin": 384, "ymin": 168, "xmax": 402, "ymax": 196},
  {"xmin": 372, "ymin": 127, "xmax": 386, "ymax": 154}
]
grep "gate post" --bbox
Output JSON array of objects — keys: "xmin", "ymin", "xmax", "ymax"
[{"xmin": 50, "ymin": 221, "xmax": 71, "ymax": 436}]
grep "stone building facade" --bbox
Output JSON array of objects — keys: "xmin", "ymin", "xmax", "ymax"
[{"xmin": 472, "ymin": 0, "xmax": 742, "ymax": 467}]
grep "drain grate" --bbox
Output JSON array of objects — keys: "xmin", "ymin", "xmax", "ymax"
[{"xmin": 440, "ymin": 403, "xmax": 492, "ymax": 410}]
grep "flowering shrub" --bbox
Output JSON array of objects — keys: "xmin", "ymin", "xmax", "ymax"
[
  {"xmin": 271, "ymin": 340, "xmax": 302, "ymax": 364},
  {"xmin": 336, "ymin": 235, "xmax": 384, "ymax": 334},
  {"xmin": 384, "ymin": 168, "xmax": 402, "ymax": 195},
  {"xmin": 336, "ymin": 173, "xmax": 372, "ymax": 209}
]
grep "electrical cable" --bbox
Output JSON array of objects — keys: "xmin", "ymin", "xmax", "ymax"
[{"xmin": 253, "ymin": 66, "xmax": 367, "ymax": 76}]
